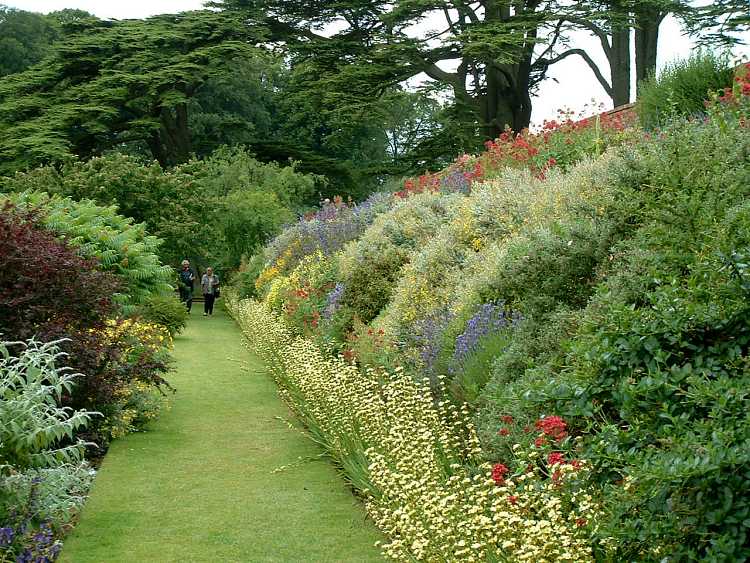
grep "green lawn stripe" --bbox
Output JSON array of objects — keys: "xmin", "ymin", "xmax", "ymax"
[{"xmin": 60, "ymin": 308, "xmax": 384, "ymax": 563}]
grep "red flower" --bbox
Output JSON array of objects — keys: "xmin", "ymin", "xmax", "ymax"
[
  {"xmin": 508, "ymin": 495, "xmax": 518, "ymax": 505},
  {"xmin": 576, "ymin": 518, "xmax": 587, "ymax": 527},
  {"xmin": 547, "ymin": 452, "xmax": 565, "ymax": 466},
  {"xmin": 535, "ymin": 415, "xmax": 568, "ymax": 442},
  {"xmin": 570, "ymin": 459, "xmax": 583, "ymax": 470},
  {"xmin": 534, "ymin": 436, "xmax": 547, "ymax": 448},
  {"xmin": 492, "ymin": 463, "xmax": 509, "ymax": 485},
  {"xmin": 501, "ymin": 415, "xmax": 514, "ymax": 424},
  {"xmin": 498, "ymin": 428, "xmax": 510, "ymax": 436}
]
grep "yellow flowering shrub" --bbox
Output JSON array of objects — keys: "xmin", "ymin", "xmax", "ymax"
[
  {"xmin": 228, "ymin": 294, "xmax": 607, "ymax": 561},
  {"xmin": 89, "ymin": 318, "xmax": 173, "ymax": 441},
  {"xmin": 380, "ymin": 154, "xmax": 617, "ymax": 340}
]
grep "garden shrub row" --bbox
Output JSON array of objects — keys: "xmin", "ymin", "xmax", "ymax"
[
  {"xmin": 0, "ymin": 196, "xmax": 178, "ymax": 560},
  {"xmin": 238, "ymin": 62, "xmax": 750, "ymax": 560}
]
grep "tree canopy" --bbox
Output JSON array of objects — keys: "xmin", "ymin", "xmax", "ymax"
[{"xmin": 0, "ymin": 10, "xmax": 260, "ymax": 173}]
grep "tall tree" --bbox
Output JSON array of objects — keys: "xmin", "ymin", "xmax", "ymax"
[
  {"xmin": 213, "ymin": 0, "xmax": 583, "ymax": 138},
  {"xmin": 0, "ymin": 10, "xmax": 261, "ymax": 173},
  {"xmin": 0, "ymin": 6, "xmax": 56, "ymax": 76}
]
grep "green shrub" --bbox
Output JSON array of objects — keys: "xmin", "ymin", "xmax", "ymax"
[
  {"xmin": 535, "ymin": 110, "xmax": 750, "ymax": 560},
  {"xmin": 231, "ymin": 253, "xmax": 266, "ymax": 299},
  {"xmin": 3, "ymin": 191, "xmax": 173, "ymax": 314},
  {"xmin": 0, "ymin": 463, "xmax": 93, "ymax": 561},
  {"xmin": 137, "ymin": 294, "xmax": 188, "ymax": 336},
  {"xmin": 0, "ymin": 338, "xmax": 93, "ymax": 471},
  {"xmin": 637, "ymin": 52, "xmax": 734, "ymax": 129}
]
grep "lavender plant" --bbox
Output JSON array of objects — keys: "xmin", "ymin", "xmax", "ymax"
[
  {"xmin": 265, "ymin": 192, "xmax": 393, "ymax": 273},
  {"xmin": 322, "ymin": 283, "xmax": 346, "ymax": 321},
  {"xmin": 451, "ymin": 302, "xmax": 522, "ymax": 372}
]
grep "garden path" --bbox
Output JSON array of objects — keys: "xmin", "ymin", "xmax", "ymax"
[{"xmin": 60, "ymin": 308, "xmax": 383, "ymax": 562}]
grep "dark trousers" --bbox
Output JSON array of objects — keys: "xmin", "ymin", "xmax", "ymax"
[
  {"xmin": 204, "ymin": 293, "xmax": 215, "ymax": 315},
  {"xmin": 179, "ymin": 287, "xmax": 193, "ymax": 312}
]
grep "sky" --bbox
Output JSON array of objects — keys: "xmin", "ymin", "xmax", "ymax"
[{"xmin": 4, "ymin": 0, "xmax": 750, "ymax": 125}]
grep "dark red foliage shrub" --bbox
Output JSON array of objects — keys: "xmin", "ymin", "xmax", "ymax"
[{"xmin": 0, "ymin": 202, "xmax": 120, "ymax": 340}]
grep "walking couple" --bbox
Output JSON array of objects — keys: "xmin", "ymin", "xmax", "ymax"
[{"xmin": 178, "ymin": 259, "xmax": 220, "ymax": 316}]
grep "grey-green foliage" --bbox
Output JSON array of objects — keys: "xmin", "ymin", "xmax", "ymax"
[
  {"xmin": 0, "ymin": 339, "xmax": 94, "ymax": 471},
  {"xmin": 3, "ymin": 191, "xmax": 173, "ymax": 314},
  {"xmin": 637, "ymin": 51, "xmax": 734, "ymax": 129},
  {"xmin": 1, "ymin": 463, "xmax": 93, "ymax": 525}
]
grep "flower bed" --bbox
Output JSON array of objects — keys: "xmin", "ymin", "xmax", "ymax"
[{"xmin": 227, "ymin": 294, "xmax": 606, "ymax": 562}]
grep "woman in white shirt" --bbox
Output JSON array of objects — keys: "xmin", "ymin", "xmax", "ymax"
[{"xmin": 201, "ymin": 267, "xmax": 220, "ymax": 316}]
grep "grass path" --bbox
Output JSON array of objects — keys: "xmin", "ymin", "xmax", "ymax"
[{"xmin": 60, "ymin": 308, "xmax": 384, "ymax": 563}]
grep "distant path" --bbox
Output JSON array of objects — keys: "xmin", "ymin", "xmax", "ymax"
[{"xmin": 61, "ymin": 308, "xmax": 383, "ymax": 563}]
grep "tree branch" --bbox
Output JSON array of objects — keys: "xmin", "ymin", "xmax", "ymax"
[
  {"xmin": 536, "ymin": 48, "xmax": 613, "ymax": 97},
  {"xmin": 564, "ymin": 16, "xmax": 612, "ymax": 60}
]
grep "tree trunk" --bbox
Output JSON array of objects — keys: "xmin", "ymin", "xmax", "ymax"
[
  {"xmin": 146, "ymin": 103, "xmax": 192, "ymax": 166},
  {"xmin": 635, "ymin": 7, "xmax": 661, "ymax": 92},
  {"xmin": 480, "ymin": 64, "xmax": 532, "ymax": 139},
  {"xmin": 610, "ymin": 25, "xmax": 631, "ymax": 106}
]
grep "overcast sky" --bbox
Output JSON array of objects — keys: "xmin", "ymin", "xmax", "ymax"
[{"xmin": 4, "ymin": 0, "xmax": 750, "ymax": 125}]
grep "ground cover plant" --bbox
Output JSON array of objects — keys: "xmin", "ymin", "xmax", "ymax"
[{"xmin": 237, "ymin": 61, "xmax": 750, "ymax": 561}]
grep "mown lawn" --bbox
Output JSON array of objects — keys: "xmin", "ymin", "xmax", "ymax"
[{"xmin": 60, "ymin": 307, "xmax": 384, "ymax": 563}]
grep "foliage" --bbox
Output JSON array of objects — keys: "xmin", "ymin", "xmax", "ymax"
[
  {"xmin": 393, "ymin": 106, "xmax": 639, "ymax": 200},
  {"xmin": 2, "ymin": 147, "xmax": 318, "ymax": 271},
  {"xmin": 258, "ymin": 192, "xmax": 393, "ymax": 293},
  {"xmin": 637, "ymin": 52, "xmax": 734, "ymax": 129},
  {"xmin": 50, "ymin": 319, "xmax": 173, "ymax": 446},
  {"xmin": 2, "ymin": 191, "xmax": 173, "ymax": 314},
  {"xmin": 0, "ymin": 10, "xmax": 261, "ymax": 172},
  {"xmin": 0, "ymin": 202, "xmax": 120, "ymax": 340},
  {"xmin": 0, "ymin": 339, "xmax": 94, "ymax": 471},
  {"xmin": 137, "ymin": 294, "xmax": 188, "ymax": 337},
  {"xmin": 337, "ymin": 191, "xmax": 460, "ymax": 328},
  {"xmin": 0, "ymin": 6, "xmax": 57, "ymax": 77},
  {"xmin": 0, "ymin": 463, "xmax": 93, "ymax": 563},
  {"xmin": 229, "ymin": 254, "xmax": 266, "ymax": 299},
  {"xmin": 544, "ymin": 101, "xmax": 750, "ymax": 560}
]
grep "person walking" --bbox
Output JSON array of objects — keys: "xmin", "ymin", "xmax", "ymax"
[
  {"xmin": 201, "ymin": 267, "xmax": 220, "ymax": 316},
  {"xmin": 178, "ymin": 259, "xmax": 195, "ymax": 314}
]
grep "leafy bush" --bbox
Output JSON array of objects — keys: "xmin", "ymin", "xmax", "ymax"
[
  {"xmin": 523, "ymin": 105, "xmax": 750, "ymax": 559},
  {"xmin": 0, "ymin": 202, "xmax": 120, "ymax": 340},
  {"xmin": 0, "ymin": 338, "xmax": 94, "ymax": 559},
  {"xmin": 0, "ymin": 463, "xmax": 93, "ymax": 563},
  {"xmin": 637, "ymin": 52, "xmax": 734, "ymax": 129},
  {"xmin": 3, "ymin": 192, "xmax": 173, "ymax": 314},
  {"xmin": 230, "ymin": 254, "xmax": 266, "ymax": 299},
  {"xmin": 0, "ymin": 339, "xmax": 94, "ymax": 470},
  {"xmin": 339, "ymin": 191, "xmax": 460, "ymax": 328},
  {"xmin": 137, "ymin": 294, "xmax": 188, "ymax": 336},
  {"xmin": 46, "ymin": 319, "xmax": 173, "ymax": 446}
]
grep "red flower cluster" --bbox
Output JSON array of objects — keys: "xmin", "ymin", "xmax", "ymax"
[
  {"xmin": 708, "ymin": 63, "xmax": 750, "ymax": 108},
  {"xmin": 535, "ymin": 415, "xmax": 568, "ymax": 442},
  {"xmin": 395, "ymin": 104, "xmax": 637, "ymax": 199},
  {"xmin": 492, "ymin": 463, "xmax": 509, "ymax": 486},
  {"xmin": 547, "ymin": 452, "xmax": 565, "ymax": 466}
]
